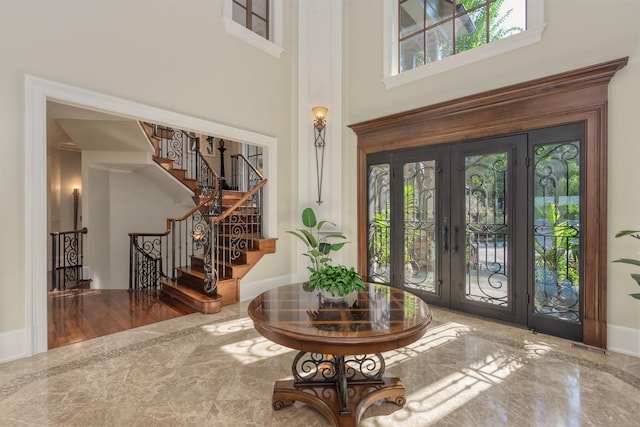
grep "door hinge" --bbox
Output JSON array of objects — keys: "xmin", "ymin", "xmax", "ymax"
[{"xmin": 525, "ymin": 156, "xmax": 530, "ymax": 168}]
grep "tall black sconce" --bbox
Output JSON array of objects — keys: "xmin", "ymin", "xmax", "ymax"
[{"xmin": 312, "ymin": 106, "xmax": 328, "ymax": 205}]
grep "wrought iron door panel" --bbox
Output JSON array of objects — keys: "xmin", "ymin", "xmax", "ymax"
[
  {"xmin": 368, "ymin": 163, "xmax": 391, "ymax": 284},
  {"xmin": 403, "ymin": 161, "xmax": 438, "ymax": 295},
  {"xmin": 528, "ymin": 123, "xmax": 584, "ymax": 341},
  {"xmin": 462, "ymin": 151, "xmax": 511, "ymax": 308}
]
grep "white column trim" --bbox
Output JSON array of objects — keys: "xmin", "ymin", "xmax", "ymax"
[{"xmin": 297, "ymin": 0, "xmax": 344, "ymax": 279}]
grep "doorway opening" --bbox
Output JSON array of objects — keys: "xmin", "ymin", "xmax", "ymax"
[{"xmin": 25, "ymin": 76, "xmax": 278, "ymax": 357}]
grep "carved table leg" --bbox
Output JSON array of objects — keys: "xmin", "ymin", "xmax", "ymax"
[{"xmin": 271, "ymin": 352, "xmax": 406, "ymax": 427}]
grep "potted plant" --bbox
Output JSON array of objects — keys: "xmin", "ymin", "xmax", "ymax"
[
  {"xmin": 613, "ymin": 229, "xmax": 640, "ymax": 300},
  {"xmin": 287, "ymin": 207, "xmax": 365, "ymax": 299}
]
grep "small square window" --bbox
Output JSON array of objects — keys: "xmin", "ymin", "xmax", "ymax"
[{"xmin": 232, "ymin": 0, "xmax": 270, "ymax": 40}]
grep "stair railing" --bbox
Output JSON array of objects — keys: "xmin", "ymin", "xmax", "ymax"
[
  {"xmin": 146, "ymin": 123, "xmax": 219, "ymax": 196},
  {"xmin": 129, "ymin": 176, "xmax": 267, "ymax": 296},
  {"xmin": 129, "ymin": 190, "xmax": 219, "ymax": 291},
  {"xmin": 230, "ymin": 153, "xmax": 264, "ymax": 193},
  {"xmin": 50, "ymin": 227, "xmax": 88, "ymax": 291},
  {"xmin": 129, "ymin": 231, "xmax": 166, "ymax": 291},
  {"xmin": 197, "ymin": 144, "xmax": 219, "ymax": 199},
  {"xmin": 152, "ymin": 125, "xmax": 198, "ymax": 180},
  {"xmin": 130, "ymin": 124, "xmax": 267, "ymax": 297},
  {"xmin": 210, "ymin": 178, "xmax": 267, "ymax": 279}
]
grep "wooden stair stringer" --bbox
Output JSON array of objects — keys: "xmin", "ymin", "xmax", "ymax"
[
  {"xmin": 161, "ymin": 236, "xmax": 277, "ymax": 314},
  {"xmin": 151, "ymin": 155, "xmax": 198, "ymax": 194}
]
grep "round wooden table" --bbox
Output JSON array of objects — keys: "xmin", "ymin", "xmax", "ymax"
[{"xmin": 247, "ymin": 283, "xmax": 432, "ymax": 427}]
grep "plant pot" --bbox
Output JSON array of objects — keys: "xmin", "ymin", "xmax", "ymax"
[{"xmin": 320, "ymin": 288, "xmax": 358, "ymax": 306}]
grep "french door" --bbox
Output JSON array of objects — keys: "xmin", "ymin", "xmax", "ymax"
[{"xmin": 366, "ymin": 124, "xmax": 584, "ymax": 341}]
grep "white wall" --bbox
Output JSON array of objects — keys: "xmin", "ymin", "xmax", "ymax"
[
  {"xmin": 108, "ymin": 169, "xmax": 189, "ymax": 289},
  {"xmin": 88, "ymin": 167, "xmax": 111, "ymax": 289},
  {"xmin": 342, "ymin": 0, "xmax": 640, "ymax": 355},
  {"xmin": 0, "ymin": 0, "xmax": 298, "ymax": 355},
  {"xmin": 46, "ymin": 148, "xmax": 82, "ymax": 268}
]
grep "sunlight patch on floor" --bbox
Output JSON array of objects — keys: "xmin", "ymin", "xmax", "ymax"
[
  {"xmin": 200, "ymin": 317, "xmax": 254, "ymax": 336},
  {"xmin": 220, "ymin": 336, "xmax": 294, "ymax": 364},
  {"xmin": 404, "ymin": 351, "xmax": 526, "ymax": 423},
  {"xmin": 384, "ymin": 322, "xmax": 471, "ymax": 367}
]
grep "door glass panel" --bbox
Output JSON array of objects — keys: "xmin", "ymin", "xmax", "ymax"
[
  {"xmin": 464, "ymin": 152, "xmax": 510, "ymax": 307},
  {"xmin": 533, "ymin": 142, "xmax": 581, "ymax": 322},
  {"xmin": 368, "ymin": 163, "xmax": 391, "ymax": 283},
  {"xmin": 403, "ymin": 161, "xmax": 437, "ymax": 294}
]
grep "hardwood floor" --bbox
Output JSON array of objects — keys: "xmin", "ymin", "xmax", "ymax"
[{"xmin": 47, "ymin": 288, "xmax": 195, "ymax": 349}]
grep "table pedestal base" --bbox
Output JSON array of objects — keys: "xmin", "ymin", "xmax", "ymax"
[{"xmin": 272, "ymin": 377, "xmax": 406, "ymax": 427}]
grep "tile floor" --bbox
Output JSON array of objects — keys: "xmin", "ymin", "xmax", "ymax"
[{"xmin": 1, "ymin": 302, "xmax": 640, "ymax": 426}]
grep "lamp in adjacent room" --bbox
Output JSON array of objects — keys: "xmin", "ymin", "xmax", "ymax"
[{"xmin": 312, "ymin": 106, "xmax": 328, "ymax": 205}]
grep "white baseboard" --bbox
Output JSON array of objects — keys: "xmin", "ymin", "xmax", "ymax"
[
  {"xmin": 0, "ymin": 328, "xmax": 28, "ymax": 364},
  {"xmin": 607, "ymin": 324, "xmax": 640, "ymax": 357}
]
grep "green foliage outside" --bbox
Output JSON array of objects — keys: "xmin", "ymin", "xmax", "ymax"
[
  {"xmin": 412, "ymin": 0, "xmax": 523, "ymax": 67},
  {"xmin": 534, "ymin": 203, "xmax": 580, "ymax": 287},
  {"xmin": 456, "ymin": 0, "xmax": 524, "ymax": 54}
]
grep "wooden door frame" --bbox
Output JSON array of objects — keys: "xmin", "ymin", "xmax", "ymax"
[{"xmin": 349, "ymin": 57, "xmax": 628, "ymax": 349}]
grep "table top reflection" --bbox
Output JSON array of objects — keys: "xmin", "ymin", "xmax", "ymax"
[{"xmin": 247, "ymin": 283, "xmax": 432, "ymax": 355}]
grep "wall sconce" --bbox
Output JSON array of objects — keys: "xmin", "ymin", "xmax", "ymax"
[
  {"xmin": 312, "ymin": 106, "xmax": 328, "ymax": 205},
  {"xmin": 73, "ymin": 187, "xmax": 80, "ymax": 230}
]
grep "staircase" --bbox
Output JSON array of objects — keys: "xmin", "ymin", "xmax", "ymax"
[{"xmin": 129, "ymin": 123, "xmax": 276, "ymax": 314}]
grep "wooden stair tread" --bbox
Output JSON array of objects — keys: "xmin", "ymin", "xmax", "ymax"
[
  {"xmin": 177, "ymin": 266, "xmax": 206, "ymax": 278},
  {"xmin": 160, "ymin": 279, "xmax": 222, "ymax": 314}
]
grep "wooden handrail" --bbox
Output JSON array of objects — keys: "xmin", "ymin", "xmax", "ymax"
[
  {"xmin": 50, "ymin": 227, "xmax": 88, "ymax": 236},
  {"xmin": 210, "ymin": 179, "xmax": 267, "ymax": 223},
  {"xmin": 231, "ymin": 153, "xmax": 264, "ymax": 180},
  {"xmin": 128, "ymin": 192, "xmax": 217, "ymax": 237},
  {"xmin": 198, "ymin": 141, "xmax": 221, "ymax": 180}
]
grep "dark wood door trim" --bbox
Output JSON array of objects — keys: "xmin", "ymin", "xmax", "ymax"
[{"xmin": 349, "ymin": 57, "xmax": 628, "ymax": 348}]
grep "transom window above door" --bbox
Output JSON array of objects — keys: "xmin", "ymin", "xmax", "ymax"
[
  {"xmin": 399, "ymin": 0, "xmax": 526, "ymax": 72},
  {"xmin": 383, "ymin": 0, "xmax": 544, "ymax": 88}
]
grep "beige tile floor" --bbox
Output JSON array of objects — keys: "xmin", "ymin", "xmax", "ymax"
[{"xmin": 1, "ymin": 302, "xmax": 640, "ymax": 427}]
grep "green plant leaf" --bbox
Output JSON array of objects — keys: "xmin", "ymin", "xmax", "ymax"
[
  {"xmin": 299, "ymin": 229, "xmax": 317, "ymax": 248},
  {"xmin": 317, "ymin": 219, "xmax": 337, "ymax": 231},
  {"xmin": 318, "ymin": 242, "xmax": 332, "ymax": 255},
  {"xmin": 615, "ymin": 230, "xmax": 640, "ymax": 238},
  {"xmin": 631, "ymin": 293, "xmax": 640, "ymax": 300},
  {"xmin": 330, "ymin": 242, "xmax": 348, "ymax": 251},
  {"xmin": 301, "ymin": 208, "xmax": 317, "ymax": 228},
  {"xmin": 285, "ymin": 230, "xmax": 311, "ymax": 248},
  {"xmin": 310, "ymin": 249, "xmax": 323, "ymax": 257},
  {"xmin": 613, "ymin": 258, "xmax": 640, "ymax": 268},
  {"xmin": 322, "ymin": 232, "xmax": 347, "ymax": 240},
  {"xmin": 631, "ymin": 273, "xmax": 640, "ymax": 287}
]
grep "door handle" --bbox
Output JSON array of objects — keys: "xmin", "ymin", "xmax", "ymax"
[
  {"xmin": 443, "ymin": 218, "xmax": 449, "ymax": 253},
  {"xmin": 453, "ymin": 226, "xmax": 459, "ymax": 253}
]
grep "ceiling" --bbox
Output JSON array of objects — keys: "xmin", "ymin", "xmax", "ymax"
[
  {"xmin": 46, "ymin": 101, "xmax": 193, "ymax": 202},
  {"xmin": 47, "ymin": 101, "xmax": 148, "ymax": 152}
]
